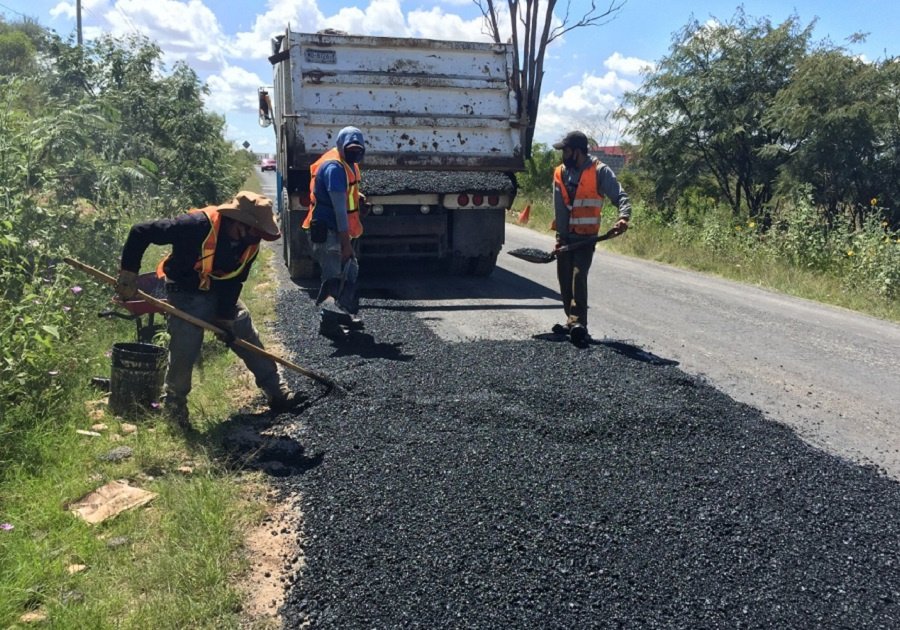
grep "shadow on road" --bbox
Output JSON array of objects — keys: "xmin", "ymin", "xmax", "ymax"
[
  {"xmin": 324, "ymin": 331, "xmax": 415, "ymax": 362},
  {"xmin": 532, "ymin": 333, "xmax": 680, "ymax": 366},
  {"xmin": 597, "ymin": 339, "xmax": 680, "ymax": 366},
  {"xmin": 183, "ymin": 400, "xmax": 325, "ymax": 477},
  {"xmin": 290, "ymin": 259, "xmax": 560, "ymax": 303}
]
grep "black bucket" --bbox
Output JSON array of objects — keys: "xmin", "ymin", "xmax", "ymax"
[{"xmin": 109, "ymin": 342, "xmax": 167, "ymax": 416}]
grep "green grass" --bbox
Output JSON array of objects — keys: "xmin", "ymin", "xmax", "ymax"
[
  {"xmin": 0, "ymin": 171, "xmax": 275, "ymax": 628},
  {"xmin": 508, "ymin": 197, "xmax": 900, "ymax": 323}
]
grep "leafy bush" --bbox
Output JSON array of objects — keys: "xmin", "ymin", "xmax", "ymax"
[
  {"xmin": 843, "ymin": 214, "xmax": 900, "ymax": 299},
  {"xmin": 0, "ymin": 23, "xmax": 253, "ymax": 473}
]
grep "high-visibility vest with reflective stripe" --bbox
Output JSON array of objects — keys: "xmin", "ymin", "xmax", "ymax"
[
  {"xmin": 552, "ymin": 162, "xmax": 605, "ymax": 236},
  {"xmin": 302, "ymin": 148, "xmax": 363, "ymax": 238},
  {"xmin": 156, "ymin": 207, "xmax": 259, "ymax": 290}
]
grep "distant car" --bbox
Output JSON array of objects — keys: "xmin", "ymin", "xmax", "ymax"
[{"xmin": 260, "ymin": 158, "xmax": 276, "ymax": 172}]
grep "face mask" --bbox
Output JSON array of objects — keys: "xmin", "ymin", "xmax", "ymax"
[
  {"xmin": 344, "ymin": 149, "xmax": 364, "ymax": 164},
  {"xmin": 563, "ymin": 156, "xmax": 578, "ymax": 169}
]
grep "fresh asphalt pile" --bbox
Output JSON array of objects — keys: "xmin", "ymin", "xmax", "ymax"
[
  {"xmin": 361, "ymin": 170, "xmax": 516, "ymax": 196},
  {"xmin": 269, "ymin": 271, "xmax": 900, "ymax": 629}
]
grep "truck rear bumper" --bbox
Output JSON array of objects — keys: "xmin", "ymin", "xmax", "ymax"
[{"xmin": 359, "ymin": 214, "xmax": 448, "ymax": 258}]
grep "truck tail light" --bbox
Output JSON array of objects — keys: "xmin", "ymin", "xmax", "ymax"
[
  {"xmin": 298, "ymin": 192, "xmax": 311, "ymax": 207},
  {"xmin": 488, "ymin": 195, "xmax": 500, "ymax": 207},
  {"xmin": 457, "ymin": 193, "xmax": 469, "ymax": 207},
  {"xmin": 472, "ymin": 194, "xmax": 484, "ymax": 206}
]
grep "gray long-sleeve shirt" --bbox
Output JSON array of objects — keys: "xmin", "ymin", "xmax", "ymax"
[{"xmin": 553, "ymin": 156, "xmax": 631, "ymax": 240}]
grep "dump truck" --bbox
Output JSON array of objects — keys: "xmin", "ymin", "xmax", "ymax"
[{"xmin": 263, "ymin": 29, "xmax": 524, "ymax": 278}]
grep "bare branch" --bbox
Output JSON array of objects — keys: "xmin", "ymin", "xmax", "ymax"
[
  {"xmin": 548, "ymin": 0, "xmax": 627, "ymax": 44},
  {"xmin": 473, "ymin": 0, "xmax": 502, "ymax": 43}
]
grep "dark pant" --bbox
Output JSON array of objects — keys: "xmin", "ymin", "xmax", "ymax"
[{"xmin": 556, "ymin": 243, "xmax": 595, "ymax": 328}]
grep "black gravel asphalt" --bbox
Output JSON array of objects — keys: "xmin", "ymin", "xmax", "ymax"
[
  {"xmin": 361, "ymin": 170, "xmax": 517, "ymax": 196},
  {"xmin": 266, "ymin": 267, "xmax": 900, "ymax": 629}
]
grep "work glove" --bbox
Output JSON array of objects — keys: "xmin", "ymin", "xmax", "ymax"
[
  {"xmin": 359, "ymin": 193, "xmax": 372, "ymax": 218},
  {"xmin": 553, "ymin": 235, "xmax": 565, "ymax": 255},
  {"xmin": 613, "ymin": 218, "xmax": 629, "ymax": 234},
  {"xmin": 212, "ymin": 319, "xmax": 236, "ymax": 345},
  {"xmin": 115, "ymin": 269, "xmax": 139, "ymax": 301}
]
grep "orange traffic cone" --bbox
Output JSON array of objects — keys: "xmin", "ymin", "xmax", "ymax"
[{"xmin": 517, "ymin": 203, "xmax": 531, "ymax": 224}]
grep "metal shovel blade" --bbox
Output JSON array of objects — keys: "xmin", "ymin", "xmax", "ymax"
[{"xmin": 507, "ymin": 247, "xmax": 556, "ymax": 264}]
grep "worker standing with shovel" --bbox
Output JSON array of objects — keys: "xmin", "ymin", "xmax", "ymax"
[
  {"xmin": 551, "ymin": 131, "xmax": 631, "ymax": 347},
  {"xmin": 114, "ymin": 191, "xmax": 304, "ymax": 427},
  {"xmin": 304, "ymin": 126, "xmax": 367, "ymax": 339}
]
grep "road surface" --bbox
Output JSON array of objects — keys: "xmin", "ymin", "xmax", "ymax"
[{"xmin": 260, "ymin": 170, "xmax": 900, "ymax": 479}]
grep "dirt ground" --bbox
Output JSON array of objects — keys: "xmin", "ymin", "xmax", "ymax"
[{"xmin": 240, "ymin": 486, "xmax": 302, "ymax": 628}]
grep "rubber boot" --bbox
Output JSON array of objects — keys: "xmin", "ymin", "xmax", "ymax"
[{"xmin": 569, "ymin": 324, "xmax": 590, "ymax": 348}]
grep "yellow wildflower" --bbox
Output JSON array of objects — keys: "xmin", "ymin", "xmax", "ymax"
[
  {"xmin": 870, "ymin": 198, "xmax": 878, "ymax": 206},
  {"xmin": 847, "ymin": 250, "xmax": 855, "ymax": 257}
]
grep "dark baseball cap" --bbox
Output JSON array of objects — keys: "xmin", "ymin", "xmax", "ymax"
[{"xmin": 552, "ymin": 130, "xmax": 589, "ymax": 151}]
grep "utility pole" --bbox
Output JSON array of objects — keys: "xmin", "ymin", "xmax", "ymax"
[{"xmin": 76, "ymin": 0, "xmax": 83, "ymax": 46}]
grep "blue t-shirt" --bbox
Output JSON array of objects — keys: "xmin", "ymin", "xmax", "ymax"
[{"xmin": 312, "ymin": 162, "xmax": 349, "ymax": 231}]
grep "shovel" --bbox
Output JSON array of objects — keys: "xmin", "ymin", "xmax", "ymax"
[
  {"xmin": 64, "ymin": 257, "xmax": 343, "ymax": 394},
  {"xmin": 507, "ymin": 226, "xmax": 623, "ymax": 264}
]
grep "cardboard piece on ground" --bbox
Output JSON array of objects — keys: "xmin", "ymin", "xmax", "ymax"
[
  {"xmin": 20, "ymin": 610, "xmax": 48, "ymax": 623},
  {"xmin": 69, "ymin": 480, "xmax": 157, "ymax": 525}
]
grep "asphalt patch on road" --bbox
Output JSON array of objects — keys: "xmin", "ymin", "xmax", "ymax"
[{"xmin": 269, "ymin": 280, "xmax": 900, "ymax": 629}]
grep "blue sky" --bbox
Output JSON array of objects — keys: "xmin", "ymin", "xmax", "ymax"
[{"xmin": 3, "ymin": 0, "xmax": 897, "ymax": 155}]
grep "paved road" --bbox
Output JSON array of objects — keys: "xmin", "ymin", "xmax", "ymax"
[{"xmin": 260, "ymin": 170, "xmax": 900, "ymax": 479}]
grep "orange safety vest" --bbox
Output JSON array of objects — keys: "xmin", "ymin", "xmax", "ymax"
[
  {"xmin": 302, "ymin": 147, "xmax": 363, "ymax": 238},
  {"xmin": 156, "ymin": 207, "xmax": 259, "ymax": 291},
  {"xmin": 552, "ymin": 162, "xmax": 605, "ymax": 236}
]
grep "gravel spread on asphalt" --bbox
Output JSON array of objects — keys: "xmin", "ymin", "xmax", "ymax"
[
  {"xmin": 360, "ymin": 170, "xmax": 517, "ymax": 196},
  {"xmin": 268, "ymin": 270, "xmax": 900, "ymax": 629}
]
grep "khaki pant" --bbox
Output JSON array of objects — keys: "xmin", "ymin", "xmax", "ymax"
[
  {"xmin": 164, "ymin": 292, "xmax": 283, "ymax": 404},
  {"xmin": 556, "ymin": 243, "xmax": 595, "ymax": 328}
]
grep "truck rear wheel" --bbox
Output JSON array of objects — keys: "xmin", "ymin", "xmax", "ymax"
[
  {"xmin": 448, "ymin": 251, "xmax": 497, "ymax": 276},
  {"xmin": 448, "ymin": 254, "xmax": 470, "ymax": 276},
  {"xmin": 288, "ymin": 257, "xmax": 317, "ymax": 280},
  {"xmin": 469, "ymin": 251, "xmax": 497, "ymax": 277},
  {"xmin": 284, "ymin": 220, "xmax": 318, "ymax": 280}
]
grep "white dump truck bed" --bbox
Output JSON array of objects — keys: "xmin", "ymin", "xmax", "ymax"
[{"xmin": 271, "ymin": 30, "xmax": 524, "ymax": 171}]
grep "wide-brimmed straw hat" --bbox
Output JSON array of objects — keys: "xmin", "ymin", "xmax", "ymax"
[{"xmin": 217, "ymin": 191, "xmax": 280, "ymax": 241}]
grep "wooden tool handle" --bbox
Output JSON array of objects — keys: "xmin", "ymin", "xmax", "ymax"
[{"xmin": 64, "ymin": 257, "xmax": 341, "ymax": 393}]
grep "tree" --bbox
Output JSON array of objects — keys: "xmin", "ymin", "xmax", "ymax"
[
  {"xmin": 475, "ymin": 0, "xmax": 626, "ymax": 159},
  {"xmin": 621, "ymin": 9, "xmax": 813, "ymax": 218},
  {"xmin": 767, "ymin": 50, "xmax": 882, "ymax": 228}
]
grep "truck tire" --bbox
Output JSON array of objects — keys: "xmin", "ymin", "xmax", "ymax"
[
  {"xmin": 469, "ymin": 251, "xmax": 497, "ymax": 277},
  {"xmin": 288, "ymin": 257, "xmax": 317, "ymax": 280},
  {"xmin": 284, "ymin": 222, "xmax": 318, "ymax": 280},
  {"xmin": 447, "ymin": 251, "xmax": 497, "ymax": 276},
  {"xmin": 448, "ymin": 254, "xmax": 472, "ymax": 276}
]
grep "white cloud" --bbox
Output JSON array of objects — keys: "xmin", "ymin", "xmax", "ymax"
[
  {"xmin": 406, "ymin": 7, "xmax": 491, "ymax": 41},
  {"xmin": 535, "ymin": 56, "xmax": 640, "ymax": 146},
  {"xmin": 323, "ymin": 0, "xmax": 409, "ymax": 36},
  {"xmin": 50, "ymin": 0, "xmax": 108, "ymax": 20},
  {"xmin": 205, "ymin": 64, "xmax": 265, "ymax": 114},
  {"xmin": 604, "ymin": 51, "xmax": 654, "ymax": 76},
  {"xmin": 95, "ymin": 0, "xmax": 230, "ymax": 72},
  {"xmin": 232, "ymin": 0, "xmax": 325, "ymax": 59}
]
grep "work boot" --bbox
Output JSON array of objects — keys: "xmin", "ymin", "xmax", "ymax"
[
  {"xmin": 551, "ymin": 323, "xmax": 570, "ymax": 335},
  {"xmin": 267, "ymin": 386, "xmax": 306, "ymax": 412},
  {"xmin": 347, "ymin": 315, "xmax": 365, "ymax": 331},
  {"xmin": 569, "ymin": 324, "xmax": 591, "ymax": 348},
  {"xmin": 319, "ymin": 320, "xmax": 348, "ymax": 340},
  {"xmin": 163, "ymin": 395, "xmax": 191, "ymax": 429}
]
